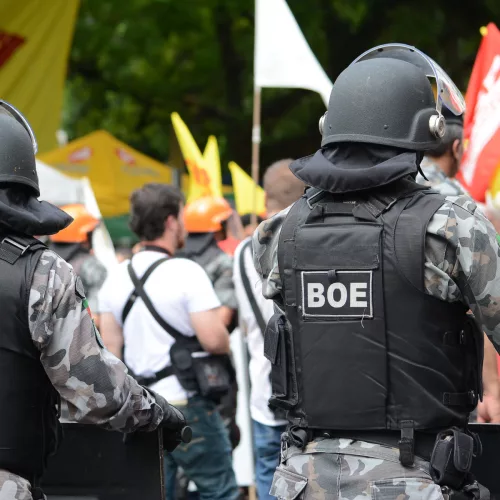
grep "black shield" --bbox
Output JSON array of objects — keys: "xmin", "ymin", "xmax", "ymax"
[{"xmin": 42, "ymin": 423, "xmax": 164, "ymax": 500}]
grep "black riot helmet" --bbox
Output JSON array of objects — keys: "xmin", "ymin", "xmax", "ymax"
[
  {"xmin": 319, "ymin": 43, "xmax": 466, "ymax": 151},
  {"xmin": 0, "ymin": 100, "xmax": 40, "ymax": 196}
]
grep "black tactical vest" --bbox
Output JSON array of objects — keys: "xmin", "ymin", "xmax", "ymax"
[
  {"xmin": 0, "ymin": 234, "xmax": 62, "ymax": 481},
  {"xmin": 265, "ymin": 180, "xmax": 483, "ymax": 433}
]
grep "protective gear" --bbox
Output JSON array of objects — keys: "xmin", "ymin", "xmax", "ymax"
[
  {"xmin": 0, "ymin": 102, "xmax": 40, "ymax": 196},
  {"xmin": 266, "ymin": 177, "xmax": 483, "ymax": 445},
  {"xmin": 49, "ymin": 204, "xmax": 100, "ymax": 243},
  {"xmin": 0, "ymin": 233, "xmax": 61, "ymax": 481},
  {"xmin": 184, "ymin": 196, "xmax": 233, "ymax": 233},
  {"xmin": 319, "ymin": 44, "xmax": 465, "ymax": 151}
]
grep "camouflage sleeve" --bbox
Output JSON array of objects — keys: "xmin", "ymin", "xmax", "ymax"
[
  {"xmin": 79, "ymin": 256, "xmax": 108, "ymax": 313},
  {"xmin": 426, "ymin": 196, "xmax": 500, "ymax": 352},
  {"xmin": 28, "ymin": 250, "xmax": 164, "ymax": 432},
  {"xmin": 212, "ymin": 254, "xmax": 238, "ymax": 309},
  {"xmin": 252, "ymin": 206, "xmax": 291, "ymax": 300}
]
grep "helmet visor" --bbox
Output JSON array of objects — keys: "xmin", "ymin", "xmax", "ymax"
[
  {"xmin": 350, "ymin": 43, "xmax": 465, "ymax": 116},
  {"xmin": 0, "ymin": 100, "xmax": 38, "ymax": 154}
]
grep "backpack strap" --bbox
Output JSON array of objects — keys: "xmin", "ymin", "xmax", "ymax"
[
  {"xmin": 125, "ymin": 257, "xmax": 187, "ymax": 342},
  {"xmin": 121, "ymin": 256, "xmax": 170, "ymax": 324},
  {"xmin": 239, "ymin": 239, "xmax": 266, "ymax": 335}
]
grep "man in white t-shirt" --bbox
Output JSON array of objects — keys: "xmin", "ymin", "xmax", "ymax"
[
  {"xmin": 233, "ymin": 160, "xmax": 304, "ymax": 500},
  {"xmin": 99, "ymin": 183, "xmax": 239, "ymax": 500}
]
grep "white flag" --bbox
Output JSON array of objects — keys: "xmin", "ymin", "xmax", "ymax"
[{"xmin": 254, "ymin": 0, "xmax": 333, "ymax": 106}]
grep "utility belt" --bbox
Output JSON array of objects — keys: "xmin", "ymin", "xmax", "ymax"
[
  {"xmin": 123, "ymin": 256, "xmax": 235, "ymax": 402},
  {"xmin": 283, "ymin": 426, "xmax": 485, "ymax": 499}
]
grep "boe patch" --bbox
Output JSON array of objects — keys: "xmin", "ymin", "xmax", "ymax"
[{"xmin": 301, "ymin": 270, "xmax": 373, "ymax": 319}]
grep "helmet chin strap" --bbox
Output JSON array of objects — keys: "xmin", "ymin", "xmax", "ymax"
[{"xmin": 415, "ymin": 151, "xmax": 428, "ymax": 181}]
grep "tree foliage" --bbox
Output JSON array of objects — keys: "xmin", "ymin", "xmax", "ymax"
[{"xmin": 64, "ymin": 0, "xmax": 500, "ymax": 177}]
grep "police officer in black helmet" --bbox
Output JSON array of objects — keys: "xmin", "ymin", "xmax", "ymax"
[
  {"xmin": 252, "ymin": 44, "xmax": 500, "ymax": 499},
  {"xmin": 0, "ymin": 102, "xmax": 189, "ymax": 500}
]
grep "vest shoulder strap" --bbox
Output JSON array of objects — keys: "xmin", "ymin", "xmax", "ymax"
[
  {"xmin": 392, "ymin": 190, "xmax": 447, "ymax": 292},
  {"xmin": 0, "ymin": 235, "xmax": 46, "ymax": 265},
  {"xmin": 278, "ymin": 199, "xmax": 305, "ymax": 307}
]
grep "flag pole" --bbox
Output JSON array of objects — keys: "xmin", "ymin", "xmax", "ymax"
[{"xmin": 251, "ymin": 86, "xmax": 262, "ymax": 227}]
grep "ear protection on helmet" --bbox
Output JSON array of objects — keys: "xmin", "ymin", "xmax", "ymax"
[
  {"xmin": 429, "ymin": 113, "xmax": 446, "ymax": 138},
  {"xmin": 319, "ymin": 112, "xmax": 327, "ymax": 135}
]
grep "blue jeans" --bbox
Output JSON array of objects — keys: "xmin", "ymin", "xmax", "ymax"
[
  {"xmin": 164, "ymin": 396, "xmax": 239, "ymax": 500},
  {"xmin": 252, "ymin": 419, "xmax": 286, "ymax": 500}
]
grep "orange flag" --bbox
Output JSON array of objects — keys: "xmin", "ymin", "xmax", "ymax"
[{"xmin": 458, "ymin": 23, "xmax": 500, "ymax": 202}]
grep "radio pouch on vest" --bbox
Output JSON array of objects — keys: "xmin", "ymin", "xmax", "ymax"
[{"xmin": 124, "ymin": 258, "xmax": 233, "ymax": 401}]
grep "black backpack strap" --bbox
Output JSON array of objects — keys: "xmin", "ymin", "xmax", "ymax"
[
  {"xmin": 0, "ymin": 235, "xmax": 45, "ymax": 265},
  {"xmin": 239, "ymin": 239, "xmax": 266, "ymax": 335},
  {"xmin": 126, "ymin": 259, "xmax": 186, "ymax": 342},
  {"xmin": 121, "ymin": 256, "xmax": 170, "ymax": 324}
]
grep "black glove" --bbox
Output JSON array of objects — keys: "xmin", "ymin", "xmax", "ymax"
[{"xmin": 150, "ymin": 390, "xmax": 191, "ymax": 452}]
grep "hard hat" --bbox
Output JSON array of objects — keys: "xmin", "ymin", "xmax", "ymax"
[
  {"xmin": 0, "ymin": 100, "xmax": 39, "ymax": 195},
  {"xmin": 319, "ymin": 43, "xmax": 465, "ymax": 151},
  {"xmin": 49, "ymin": 204, "xmax": 100, "ymax": 243},
  {"xmin": 184, "ymin": 196, "xmax": 233, "ymax": 233}
]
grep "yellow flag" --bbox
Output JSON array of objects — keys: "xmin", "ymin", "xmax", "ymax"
[
  {"xmin": 0, "ymin": 0, "xmax": 80, "ymax": 153},
  {"xmin": 171, "ymin": 112, "xmax": 221, "ymax": 201},
  {"xmin": 202, "ymin": 135, "xmax": 223, "ymax": 197},
  {"xmin": 39, "ymin": 130, "xmax": 173, "ymax": 218},
  {"xmin": 228, "ymin": 161, "xmax": 266, "ymax": 215}
]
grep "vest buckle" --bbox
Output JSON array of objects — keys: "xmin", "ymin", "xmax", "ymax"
[{"xmin": 398, "ymin": 420, "xmax": 415, "ymax": 467}]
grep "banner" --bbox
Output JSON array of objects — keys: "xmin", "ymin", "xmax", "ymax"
[
  {"xmin": 458, "ymin": 23, "xmax": 500, "ymax": 202},
  {"xmin": 0, "ymin": 0, "xmax": 80, "ymax": 153},
  {"xmin": 171, "ymin": 112, "xmax": 222, "ymax": 201},
  {"xmin": 254, "ymin": 0, "xmax": 332, "ymax": 106},
  {"xmin": 229, "ymin": 161, "xmax": 266, "ymax": 216}
]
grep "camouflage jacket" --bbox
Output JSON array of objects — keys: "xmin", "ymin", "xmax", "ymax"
[
  {"xmin": 253, "ymin": 194, "xmax": 500, "ymax": 353},
  {"xmin": 416, "ymin": 158, "xmax": 468, "ymax": 197},
  {"xmin": 190, "ymin": 245, "xmax": 238, "ymax": 310},
  {"xmin": 0, "ymin": 250, "xmax": 164, "ymax": 498}
]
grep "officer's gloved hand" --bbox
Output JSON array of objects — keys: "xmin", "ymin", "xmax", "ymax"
[{"xmin": 150, "ymin": 390, "xmax": 191, "ymax": 452}]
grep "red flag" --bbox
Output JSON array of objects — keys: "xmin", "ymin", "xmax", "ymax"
[{"xmin": 457, "ymin": 23, "xmax": 500, "ymax": 202}]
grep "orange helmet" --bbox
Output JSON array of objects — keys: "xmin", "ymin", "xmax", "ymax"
[
  {"xmin": 49, "ymin": 204, "xmax": 100, "ymax": 243},
  {"xmin": 184, "ymin": 196, "xmax": 233, "ymax": 233}
]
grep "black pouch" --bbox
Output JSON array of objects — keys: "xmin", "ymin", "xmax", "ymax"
[
  {"xmin": 430, "ymin": 428, "xmax": 475, "ymax": 490},
  {"xmin": 191, "ymin": 354, "xmax": 234, "ymax": 401},
  {"xmin": 265, "ymin": 313, "xmax": 297, "ymax": 411},
  {"xmin": 170, "ymin": 343, "xmax": 198, "ymax": 392}
]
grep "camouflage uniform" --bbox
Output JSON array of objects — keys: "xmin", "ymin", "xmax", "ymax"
[
  {"xmin": 253, "ymin": 193, "xmax": 500, "ymax": 499},
  {"xmin": 0, "ymin": 250, "xmax": 165, "ymax": 500},
  {"xmin": 416, "ymin": 158, "xmax": 468, "ymax": 197},
  {"xmin": 192, "ymin": 247, "xmax": 238, "ymax": 310}
]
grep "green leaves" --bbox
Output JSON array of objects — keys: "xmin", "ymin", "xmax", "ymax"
[{"xmin": 64, "ymin": 0, "xmax": 495, "ymax": 176}]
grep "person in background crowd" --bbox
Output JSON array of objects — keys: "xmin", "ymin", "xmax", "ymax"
[
  {"xmin": 240, "ymin": 213, "xmax": 264, "ymax": 238},
  {"xmin": 48, "ymin": 204, "xmax": 107, "ymax": 328},
  {"xmin": 99, "ymin": 184, "xmax": 239, "ymax": 500},
  {"xmin": 181, "ymin": 196, "xmax": 239, "ymax": 328},
  {"xmin": 0, "ymin": 102, "xmax": 185, "ymax": 500},
  {"xmin": 416, "ymin": 108, "xmax": 466, "ymax": 196},
  {"xmin": 181, "ymin": 196, "xmax": 241, "ymax": 454},
  {"xmin": 233, "ymin": 159, "xmax": 304, "ymax": 500}
]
